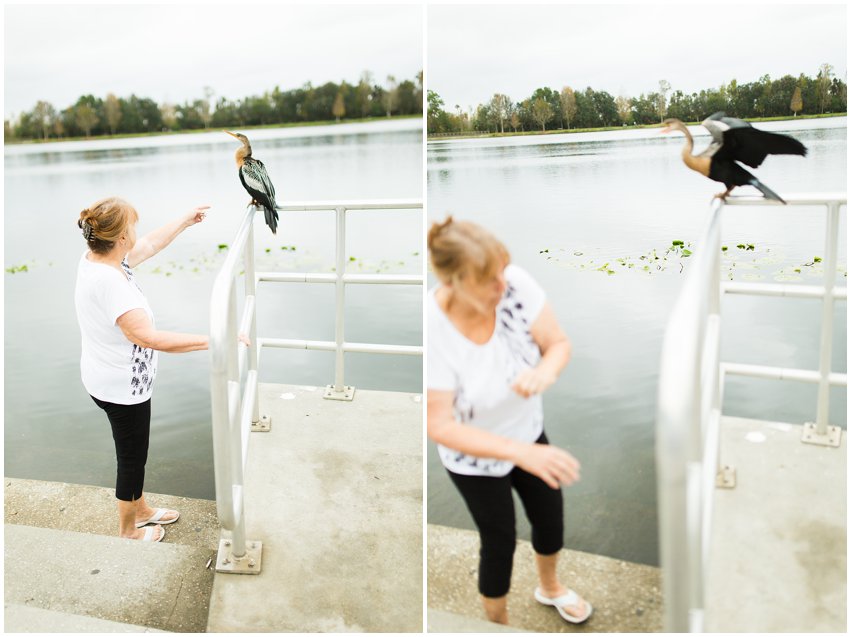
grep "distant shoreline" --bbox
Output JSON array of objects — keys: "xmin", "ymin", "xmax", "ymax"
[
  {"xmin": 5, "ymin": 114, "xmax": 422, "ymax": 146},
  {"xmin": 427, "ymin": 112, "xmax": 847, "ymax": 141}
]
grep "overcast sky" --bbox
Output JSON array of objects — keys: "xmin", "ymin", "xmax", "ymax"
[
  {"xmin": 428, "ymin": 3, "xmax": 847, "ymax": 111},
  {"xmin": 4, "ymin": 3, "xmax": 423, "ymax": 118}
]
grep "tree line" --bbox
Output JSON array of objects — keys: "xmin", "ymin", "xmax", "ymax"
[
  {"xmin": 429, "ymin": 64, "xmax": 846, "ymax": 135},
  {"xmin": 6, "ymin": 70, "xmax": 423, "ymax": 142}
]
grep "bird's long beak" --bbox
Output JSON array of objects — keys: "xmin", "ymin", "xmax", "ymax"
[
  {"xmin": 659, "ymin": 125, "xmax": 672, "ymax": 135},
  {"xmin": 225, "ymin": 131, "xmax": 239, "ymax": 138}
]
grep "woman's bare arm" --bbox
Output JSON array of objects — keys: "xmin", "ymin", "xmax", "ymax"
[
  {"xmin": 428, "ymin": 389, "xmax": 579, "ymax": 488},
  {"xmin": 511, "ymin": 301, "xmax": 572, "ymax": 398},
  {"xmin": 117, "ymin": 308, "xmax": 208, "ymax": 353},
  {"xmin": 126, "ymin": 206, "xmax": 209, "ymax": 268}
]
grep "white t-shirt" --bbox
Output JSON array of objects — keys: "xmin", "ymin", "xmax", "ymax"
[
  {"xmin": 75, "ymin": 252, "xmax": 158, "ymax": 404},
  {"xmin": 428, "ymin": 264, "xmax": 546, "ymax": 476}
]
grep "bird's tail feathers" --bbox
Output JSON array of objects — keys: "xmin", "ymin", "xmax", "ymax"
[
  {"xmin": 749, "ymin": 178, "xmax": 786, "ymax": 204},
  {"xmin": 264, "ymin": 206, "xmax": 279, "ymax": 234}
]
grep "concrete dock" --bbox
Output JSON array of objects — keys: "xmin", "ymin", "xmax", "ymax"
[
  {"xmin": 427, "ymin": 524, "xmax": 662, "ymax": 633},
  {"xmin": 705, "ymin": 416, "xmax": 846, "ymax": 632},
  {"xmin": 205, "ymin": 382, "xmax": 423, "ymax": 632},
  {"xmin": 5, "ymin": 382, "xmax": 423, "ymax": 633}
]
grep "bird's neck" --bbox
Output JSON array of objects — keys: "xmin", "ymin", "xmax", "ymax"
[
  {"xmin": 235, "ymin": 147, "xmax": 251, "ymax": 167},
  {"xmin": 679, "ymin": 127, "xmax": 710, "ymax": 176}
]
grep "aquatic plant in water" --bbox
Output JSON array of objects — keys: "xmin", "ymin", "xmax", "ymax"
[{"xmin": 540, "ymin": 241, "xmax": 846, "ymax": 282}]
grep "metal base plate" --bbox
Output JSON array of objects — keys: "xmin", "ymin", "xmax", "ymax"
[
  {"xmin": 215, "ymin": 538, "xmax": 263, "ymax": 574},
  {"xmin": 801, "ymin": 422, "xmax": 842, "ymax": 448},
  {"xmin": 323, "ymin": 385, "xmax": 355, "ymax": 401},
  {"xmin": 716, "ymin": 465, "xmax": 737, "ymax": 489},
  {"xmin": 251, "ymin": 414, "xmax": 271, "ymax": 432}
]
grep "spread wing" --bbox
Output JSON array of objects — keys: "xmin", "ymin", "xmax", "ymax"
[{"xmin": 702, "ymin": 111, "xmax": 807, "ymax": 168}]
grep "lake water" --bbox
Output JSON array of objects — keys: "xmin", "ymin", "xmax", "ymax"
[
  {"xmin": 427, "ymin": 118, "xmax": 847, "ymax": 566},
  {"xmin": 5, "ymin": 118, "xmax": 423, "ymax": 500}
]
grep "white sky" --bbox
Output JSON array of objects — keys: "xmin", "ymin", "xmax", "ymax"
[
  {"xmin": 428, "ymin": 3, "xmax": 847, "ymax": 111},
  {"xmin": 3, "ymin": 3, "xmax": 424, "ymax": 118}
]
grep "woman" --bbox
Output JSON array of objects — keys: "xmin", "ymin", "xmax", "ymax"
[
  {"xmin": 75, "ymin": 197, "xmax": 210, "ymax": 542},
  {"xmin": 427, "ymin": 217, "xmax": 591, "ymax": 625}
]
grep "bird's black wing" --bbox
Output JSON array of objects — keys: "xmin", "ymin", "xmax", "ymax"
[
  {"xmin": 704, "ymin": 112, "xmax": 807, "ymax": 168},
  {"xmin": 723, "ymin": 127, "xmax": 807, "ymax": 168},
  {"xmin": 240, "ymin": 158, "xmax": 277, "ymax": 209},
  {"xmin": 699, "ymin": 113, "xmax": 737, "ymax": 159},
  {"xmin": 240, "ymin": 158, "xmax": 279, "ymax": 234}
]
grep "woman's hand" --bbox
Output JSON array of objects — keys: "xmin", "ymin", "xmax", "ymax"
[
  {"xmin": 512, "ymin": 442, "xmax": 580, "ymax": 489},
  {"xmin": 511, "ymin": 366, "xmax": 557, "ymax": 398},
  {"xmin": 184, "ymin": 205, "xmax": 210, "ymax": 227}
]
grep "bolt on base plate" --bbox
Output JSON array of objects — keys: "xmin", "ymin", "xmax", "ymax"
[
  {"xmin": 716, "ymin": 465, "xmax": 736, "ymax": 489},
  {"xmin": 215, "ymin": 538, "xmax": 263, "ymax": 574},
  {"xmin": 251, "ymin": 414, "xmax": 271, "ymax": 432},
  {"xmin": 323, "ymin": 384, "xmax": 355, "ymax": 401},
  {"xmin": 801, "ymin": 422, "xmax": 842, "ymax": 448}
]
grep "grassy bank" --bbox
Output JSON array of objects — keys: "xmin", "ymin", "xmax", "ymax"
[
  {"xmin": 6, "ymin": 113, "xmax": 423, "ymax": 145},
  {"xmin": 427, "ymin": 112, "xmax": 847, "ymax": 141}
]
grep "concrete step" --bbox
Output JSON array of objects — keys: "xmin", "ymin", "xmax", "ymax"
[
  {"xmin": 428, "ymin": 524, "xmax": 662, "ymax": 633},
  {"xmin": 705, "ymin": 417, "xmax": 846, "ymax": 632},
  {"xmin": 4, "ymin": 477, "xmax": 220, "ymax": 550},
  {"xmin": 206, "ymin": 383, "xmax": 423, "ymax": 633},
  {"xmin": 4, "ymin": 524, "xmax": 214, "ymax": 632},
  {"xmin": 427, "ymin": 608, "xmax": 531, "ymax": 632},
  {"xmin": 4, "ymin": 603, "xmax": 166, "ymax": 632}
]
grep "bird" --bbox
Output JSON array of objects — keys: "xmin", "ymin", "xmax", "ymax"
[
  {"xmin": 225, "ymin": 131, "xmax": 279, "ymax": 234},
  {"xmin": 661, "ymin": 112, "xmax": 807, "ymax": 204}
]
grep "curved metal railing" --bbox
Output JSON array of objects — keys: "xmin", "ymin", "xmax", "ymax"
[
  {"xmin": 209, "ymin": 205, "xmax": 261, "ymax": 573},
  {"xmin": 209, "ymin": 199, "xmax": 423, "ymax": 573},
  {"xmin": 655, "ymin": 193, "xmax": 846, "ymax": 631}
]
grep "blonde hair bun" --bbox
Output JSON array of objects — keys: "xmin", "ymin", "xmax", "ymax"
[
  {"xmin": 428, "ymin": 216, "xmax": 510, "ymax": 285},
  {"xmin": 76, "ymin": 197, "xmax": 138, "ymax": 254}
]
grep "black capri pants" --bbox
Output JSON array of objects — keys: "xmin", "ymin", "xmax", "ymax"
[
  {"xmin": 447, "ymin": 431, "xmax": 564, "ymax": 598},
  {"xmin": 91, "ymin": 396, "xmax": 151, "ymax": 502}
]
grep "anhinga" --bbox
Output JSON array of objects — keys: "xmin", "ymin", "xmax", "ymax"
[
  {"xmin": 225, "ymin": 131, "xmax": 279, "ymax": 234},
  {"xmin": 661, "ymin": 112, "xmax": 807, "ymax": 204}
]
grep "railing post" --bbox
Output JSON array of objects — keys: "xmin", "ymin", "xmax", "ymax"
[
  {"xmin": 802, "ymin": 200, "xmax": 842, "ymax": 446},
  {"xmin": 212, "ymin": 205, "xmax": 263, "ymax": 575},
  {"xmin": 710, "ymin": 201, "xmax": 735, "ymax": 489},
  {"xmin": 244, "ymin": 215, "xmax": 271, "ymax": 432},
  {"xmin": 227, "ymin": 285, "xmax": 239, "ymax": 384},
  {"xmin": 324, "ymin": 205, "xmax": 355, "ymax": 400}
]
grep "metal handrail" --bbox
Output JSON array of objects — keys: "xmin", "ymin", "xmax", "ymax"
[
  {"xmin": 260, "ymin": 199, "xmax": 424, "ymax": 399},
  {"xmin": 655, "ymin": 193, "xmax": 847, "ymax": 631},
  {"xmin": 720, "ymin": 193, "xmax": 847, "ymax": 439},
  {"xmin": 209, "ymin": 205, "xmax": 261, "ymax": 573},
  {"xmin": 208, "ymin": 198, "xmax": 423, "ymax": 572}
]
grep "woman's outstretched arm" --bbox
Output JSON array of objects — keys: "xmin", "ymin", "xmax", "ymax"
[{"xmin": 126, "ymin": 205, "xmax": 209, "ymax": 268}]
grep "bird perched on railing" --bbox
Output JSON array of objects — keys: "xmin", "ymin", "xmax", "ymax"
[
  {"xmin": 225, "ymin": 131, "xmax": 279, "ymax": 234},
  {"xmin": 661, "ymin": 112, "xmax": 807, "ymax": 204}
]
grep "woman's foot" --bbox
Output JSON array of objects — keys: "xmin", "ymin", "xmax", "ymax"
[
  {"xmin": 535, "ymin": 585, "xmax": 592, "ymax": 623},
  {"xmin": 121, "ymin": 524, "xmax": 164, "ymax": 542},
  {"xmin": 135, "ymin": 506, "xmax": 180, "ymax": 528}
]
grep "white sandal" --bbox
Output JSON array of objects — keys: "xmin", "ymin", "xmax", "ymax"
[
  {"xmin": 140, "ymin": 525, "xmax": 164, "ymax": 542},
  {"xmin": 135, "ymin": 508, "xmax": 180, "ymax": 528},
  {"xmin": 534, "ymin": 586, "xmax": 593, "ymax": 624}
]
